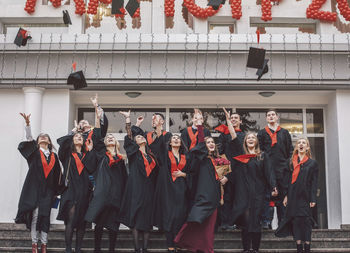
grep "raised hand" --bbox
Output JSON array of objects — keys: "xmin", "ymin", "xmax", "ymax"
[
  {"xmin": 119, "ymin": 110, "xmax": 131, "ymax": 118},
  {"xmin": 96, "ymin": 107, "xmax": 103, "ymax": 120},
  {"xmin": 136, "ymin": 115, "xmax": 144, "ymax": 126},
  {"xmin": 72, "ymin": 120, "xmax": 79, "ymax": 133},
  {"xmin": 223, "ymin": 107, "xmax": 231, "ymax": 121},
  {"xmin": 90, "ymin": 93, "xmax": 98, "ymax": 108},
  {"xmin": 20, "ymin": 113, "xmax": 31, "ymax": 126}
]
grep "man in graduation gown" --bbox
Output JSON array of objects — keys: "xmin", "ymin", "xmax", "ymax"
[
  {"xmin": 257, "ymin": 109, "xmax": 293, "ymax": 227},
  {"xmin": 215, "ymin": 112, "xmax": 245, "ymax": 230}
]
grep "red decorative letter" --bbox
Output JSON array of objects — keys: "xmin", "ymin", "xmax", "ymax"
[{"xmin": 306, "ymin": 0, "xmax": 336, "ymax": 22}]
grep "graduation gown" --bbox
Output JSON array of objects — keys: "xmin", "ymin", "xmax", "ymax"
[
  {"xmin": 151, "ymin": 134, "xmax": 191, "ymax": 234},
  {"xmin": 85, "ymin": 153, "xmax": 128, "ymax": 231},
  {"xmin": 15, "ymin": 140, "xmax": 61, "ymax": 233},
  {"xmin": 275, "ymin": 158, "xmax": 318, "ymax": 238},
  {"xmin": 257, "ymin": 127, "xmax": 293, "ymax": 196},
  {"xmin": 56, "ymin": 134, "xmax": 97, "ymax": 228},
  {"xmin": 230, "ymin": 139, "xmax": 276, "ymax": 232},
  {"xmin": 118, "ymin": 135, "xmax": 159, "ymax": 231},
  {"xmin": 180, "ymin": 126, "xmax": 211, "ymax": 151}
]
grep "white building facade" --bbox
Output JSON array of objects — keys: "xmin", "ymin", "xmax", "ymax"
[{"xmin": 0, "ymin": 0, "xmax": 349, "ymax": 231}]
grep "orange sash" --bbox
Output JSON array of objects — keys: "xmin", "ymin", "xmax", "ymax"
[
  {"xmin": 265, "ymin": 126, "xmax": 281, "ymax": 147},
  {"xmin": 141, "ymin": 152, "xmax": 156, "ymax": 177},
  {"xmin": 106, "ymin": 152, "xmax": 122, "ymax": 167},
  {"xmin": 39, "ymin": 150, "xmax": 55, "ymax": 178},
  {"xmin": 209, "ymin": 157, "xmax": 220, "ymax": 180},
  {"xmin": 147, "ymin": 131, "xmax": 166, "ymax": 145},
  {"xmin": 291, "ymin": 154, "xmax": 309, "ymax": 184},
  {"xmin": 188, "ymin": 127, "xmax": 198, "ymax": 150},
  {"xmin": 233, "ymin": 154, "xmax": 257, "ymax": 164},
  {"xmin": 72, "ymin": 153, "xmax": 86, "ymax": 175},
  {"xmin": 168, "ymin": 151, "xmax": 186, "ymax": 181}
]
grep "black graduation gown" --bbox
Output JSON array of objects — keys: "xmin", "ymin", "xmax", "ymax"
[
  {"xmin": 275, "ymin": 158, "xmax": 319, "ymax": 238},
  {"xmin": 56, "ymin": 134, "xmax": 97, "ymax": 228},
  {"xmin": 85, "ymin": 153, "xmax": 128, "ymax": 231},
  {"xmin": 186, "ymin": 142, "xmax": 221, "ymax": 224},
  {"xmin": 118, "ymin": 135, "xmax": 159, "ymax": 231},
  {"xmin": 151, "ymin": 135, "xmax": 191, "ymax": 233},
  {"xmin": 230, "ymin": 140, "xmax": 277, "ymax": 232},
  {"xmin": 257, "ymin": 127, "xmax": 293, "ymax": 197},
  {"xmin": 180, "ymin": 126, "xmax": 211, "ymax": 151},
  {"xmin": 15, "ymin": 140, "xmax": 61, "ymax": 233}
]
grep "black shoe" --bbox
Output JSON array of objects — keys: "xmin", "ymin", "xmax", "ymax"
[
  {"xmin": 94, "ymin": 250, "xmax": 101, "ymax": 253},
  {"xmin": 220, "ymin": 225, "xmax": 229, "ymax": 231},
  {"xmin": 304, "ymin": 244, "xmax": 311, "ymax": 253},
  {"xmin": 262, "ymin": 222, "xmax": 269, "ymax": 230},
  {"xmin": 297, "ymin": 244, "xmax": 303, "ymax": 253}
]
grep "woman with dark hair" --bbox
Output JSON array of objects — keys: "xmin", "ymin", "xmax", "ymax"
[
  {"xmin": 151, "ymin": 130, "xmax": 191, "ymax": 252},
  {"xmin": 85, "ymin": 133, "xmax": 128, "ymax": 253},
  {"xmin": 56, "ymin": 106, "xmax": 101, "ymax": 253},
  {"xmin": 228, "ymin": 107, "xmax": 277, "ymax": 253},
  {"xmin": 118, "ymin": 110, "xmax": 159, "ymax": 253},
  {"xmin": 15, "ymin": 113, "xmax": 61, "ymax": 253},
  {"xmin": 275, "ymin": 137, "xmax": 318, "ymax": 253},
  {"xmin": 174, "ymin": 111, "xmax": 226, "ymax": 253}
]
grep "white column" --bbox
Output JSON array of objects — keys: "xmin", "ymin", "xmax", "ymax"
[{"xmin": 23, "ymin": 87, "xmax": 45, "ymax": 138}]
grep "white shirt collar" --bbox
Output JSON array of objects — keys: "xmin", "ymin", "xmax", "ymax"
[{"xmin": 40, "ymin": 147, "xmax": 50, "ymax": 157}]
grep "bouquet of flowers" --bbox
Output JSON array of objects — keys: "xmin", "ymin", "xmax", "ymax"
[{"xmin": 213, "ymin": 155, "xmax": 231, "ymax": 205}]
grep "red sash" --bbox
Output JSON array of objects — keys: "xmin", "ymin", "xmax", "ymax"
[
  {"xmin": 147, "ymin": 131, "xmax": 166, "ymax": 145},
  {"xmin": 188, "ymin": 127, "xmax": 198, "ymax": 150},
  {"xmin": 85, "ymin": 130, "xmax": 94, "ymax": 150},
  {"xmin": 106, "ymin": 152, "xmax": 122, "ymax": 167},
  {"xmin": 215, "ymin": 124, "xmax": 242, "ymax": 135},
  {"xmin": 209, "ymin": 157, "xmax": 220, "ymax": 180},
  {"xmin": 72, "ymin": 153, "xmax": 86, "ymax": 175},
  {"xmin": 39, "ymin": 150, "xmax": 55, "ymax": 178},
  {"xmin": 291, "ymin": 154, "xmax": 309, "ymax": 184},
  {"xmin": 265, "ymin": 126, "xmax": 281, "ymax": 147},
  {"xmin": 233, "ymin": 154, "xmax": 257, "ymax": 163},
  {"xmin": 168, "ymin": 151, "xmax": 186, "ymax": 181},
  {"xmin": 141, "ymin": 152, "xmax": 156, "ymax": 177}
]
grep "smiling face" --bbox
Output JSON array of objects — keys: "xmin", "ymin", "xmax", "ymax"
[
  {"xmin": 135, "ymin": 134, "xmax": 146, "ymax": 145},
  {"xmin": 37, "ymin": 133, "xmax": 50, "ymax": 145},
  {"xmin": 73, "ymin": 133, "xmax": 84, "ymax": 146},
  {"xmin": 170, "ymin": 135, "xmax": 181, "ymax": 148},
  {"xmin": 266, "ymin": 110, "xmax": 279, "ymax": 125},
  {"xmin": 245, "ymin": 133, "xmax": 258, "ymax": 149},
  {"xmin": 230, "ymin": 113, "xmax": 242, "ymax": 128},
  {"xmin": 192, "ymin": 113, "xmax": 203, "ymax": 126},
  {"xmin": 296, "ymin": 138, "xmax": 309, "ymax": 154},
  {"xmin": 104, "ymin": 134, "xmax": 117, "ymax": 147},
  {"xmin": 79, "ymin": 120, "xmax": 91, "ymax": 132},
  {"xmin": 205, "ymin": 137, "xmax": 216, "ymax": 152}
]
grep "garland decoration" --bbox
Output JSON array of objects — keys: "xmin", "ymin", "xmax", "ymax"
[
  {"xmin": 49, "ymin": 0, "xmax": 62, "ymax": 8},
  {"xmin": 74, "ymin": 0, "xmax": 87, "ymax": 15},
  {"xmin": 165, "ymin": 0, "xmax": 175, "ymax": 17},
  {"xmin": 230, "ymin": 0, "xmax": 242, "ymax": 19},
  {"xmin": 306, "ymin": 0, "xmax": 336, "ymax": 21},
  {"xmin": 87, "ymin": 0, "xmax": 99, "ymax": 15},
  {"xmin": 182, "ymin": 0, "xmax": 222, "ymax": 18},
  {"xmin": 335, "ymin": 0, "xmax": 350, "ymax": 21},
  {"xmin": 261, "ymin": 0, "xmax": 272, "ymax": 21}
]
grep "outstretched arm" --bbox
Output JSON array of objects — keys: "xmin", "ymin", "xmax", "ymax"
[
  {"xmin": 223, "ymin": 107, "xmax": 237, "ymax": 140},
  {"xmin": 20, "ymin": 113, "xmax": 33, "ymax": 141}
]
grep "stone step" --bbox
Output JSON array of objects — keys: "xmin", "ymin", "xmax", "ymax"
[
  {"xmin": 1, "ymin": 247, "xmax": 350, "ymax": 253},
  {"xmin": 1, "ymin": 236, "xmax": 350, "ymax": 249}
]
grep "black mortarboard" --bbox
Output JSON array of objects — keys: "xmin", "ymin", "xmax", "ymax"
[
  {"xmin": 112, "ymin": 0, "xmax": 124, "ymax": 14},
  {"xmin": 256, "ymin": 59, "xmax": 269, "ymax": 81},
  {"xmin": 246, "ymin": 47, "xmax": 266, "ymax": 69},
  {"xmin": 63, "ymin": 10, "xmax": 72, "ymax": 25},
  {"xmin": 67, "ymin": 71, "xmax": 87, "ymax": 90},
  {"xmin": 207, "ymin": 0, "xmax": 222, "ymax": 10},
  {"xmin": 14, "ymin": 28, "xmax": 32, "ymax": 47},
  {"xmin": 125, "ymin": 0, "xmax": 139, "ymax": 17}
]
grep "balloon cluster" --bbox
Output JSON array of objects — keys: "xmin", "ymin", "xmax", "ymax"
[
  {"xmin": 183, "ymin": 0, "xmax": 222, "ymax": 18},
  {"xmin": 100, "ymin": 0, "xmax": 112, "ymax": 3},
  {"xmin": 49, "ymin": 0, "xmax": 62, "ymax": 8},
  {"xmin": 306, "ymin": 0, "xmax": 336, "ymax": 21},
  {"xmin": 24, "ymin": 0, "xmax": 37, "ymax": 14},
  {"xmin": 334, "ymin": 0, "xmax": 350, "ymax": 21},
  {"xmin": 132, "ymin": 8, "xmax": 141, "ymax": 18},
  {"xmin": 165, "ymin": 0, "xmax": 175, "ymax": 17},
  {"xmin": 74, "ymin": 0, "xmax": 86, "ymax": 15},
  {"xmin": 230, "ymin": 0, "xmax": 242, "ymax": 19},
  {"xmin": 87, "ymin": 0, "xmax": 99, "ymax": 15},
  {"xmin": 261, "ymin": 0, "xmax": 272, "ymax": 21},
  {"xmin": 115, "ymin": 8, "xmax": 126, "ymax": 18}
]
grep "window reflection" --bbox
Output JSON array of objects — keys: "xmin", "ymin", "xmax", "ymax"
[{"xmin": 306, "ymin": 109, "xmax": 324, "ymax": 134}]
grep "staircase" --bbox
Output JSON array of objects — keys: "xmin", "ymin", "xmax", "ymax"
[{"xmin": 1, "ymin": 223, "xmax": 350, "ymax": 252}]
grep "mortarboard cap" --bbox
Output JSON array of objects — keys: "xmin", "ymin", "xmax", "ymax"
[
  {"xmin": 125, "ymin": 0, "xmax": 139, "ymax": 17},
  {"xmin": 112, "ymin": 0, "xmax": 124, "ymax": 14},
  {"xmin": 63, "ymin": 10, "xmax": 72, "ymax": 25},
  {"xmin": 246, "ymin": 47, "xmax": 265, "ymax": 69},
  {"xmin": 67, "ymin": 71, "xmax": 87, "ymax": 90},
  {"xmin": 207, "ymin": 0, "xmax": 223, "ymax": 10},
  {"xmin": 256, "ymin": 59, "xmax": 269, "ymax": 81},
  {"xmin": 14, "ymin": 28, "xmax": 32, "ymax": 47}
]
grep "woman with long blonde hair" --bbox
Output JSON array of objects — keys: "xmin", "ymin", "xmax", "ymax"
[
  {"xmin": 85, "ymin": 133, "xmax": 128, "ymax": 253},
  {"xmin": 229, "ymin": 118, "xmax": 277, "ymax": 253},
  {"xmin": 276, "ymin": 137, "xmax": 318, "ymax": 253}
]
